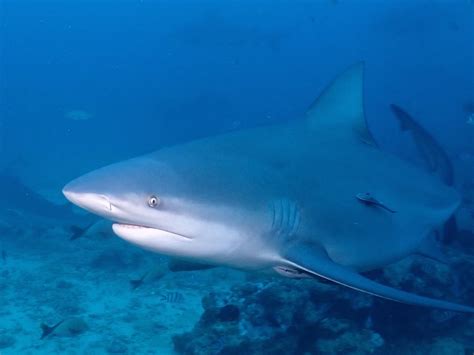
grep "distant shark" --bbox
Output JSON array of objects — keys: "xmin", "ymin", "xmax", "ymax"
[
  {"xmin": 389, "ymin": 104, "xmax": 459, "ymax": 245},
  {"xmin": 0, "ymin": 173, "xmax": 83, "ymax": 222},
  {"xmin": 63, "ymin": 63, "xmax": 474, "ymax": 313},
  {"xmin": 389, "ymin": 104, "xmax": 454, "ymax": 186}
]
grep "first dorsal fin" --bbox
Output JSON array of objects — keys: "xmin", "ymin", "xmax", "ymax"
[{"xmin": 306, "ymin": 62, "xmax": 376, "ymax": 146}]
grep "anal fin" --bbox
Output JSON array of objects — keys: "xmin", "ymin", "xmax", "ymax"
[
  {"xmin": 416, "ymin": 233, "xmax": 448, "ymax": 264},
  {"xmin": 283, "ymin": 244, "xmax": 474, "ymax": 313}
]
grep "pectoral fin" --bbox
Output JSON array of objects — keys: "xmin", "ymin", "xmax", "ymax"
[{"xmin": 283, "ymin": 244, "xmax": 474, "ymax": 313}]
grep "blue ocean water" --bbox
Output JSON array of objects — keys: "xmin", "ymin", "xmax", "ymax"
[{"xmin": 1, "ymin": 0, "xmax": 474, "ymax": 354}]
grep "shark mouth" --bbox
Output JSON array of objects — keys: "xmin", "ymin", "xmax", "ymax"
[{"xmin": 112, "ymin": 223, "xmax": 192, "ymax": 241}]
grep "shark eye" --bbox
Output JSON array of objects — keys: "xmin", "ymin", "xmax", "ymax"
[{"xmin": 147, "ymin": 195, "xmax": 160, "ymax": 208}]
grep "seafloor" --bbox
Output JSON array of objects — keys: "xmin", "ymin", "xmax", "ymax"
[{"xmin": 1, "ymin": 192, "xmax": 474, "ymax": 355}]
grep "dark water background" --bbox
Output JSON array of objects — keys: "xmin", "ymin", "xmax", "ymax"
[{"xmin": 1, "ymin": 0, "xmax": 473, "ymax": 192}]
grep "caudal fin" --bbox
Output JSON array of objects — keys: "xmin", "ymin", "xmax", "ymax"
[
  {"xmin": 40, "ymin": 323, "xmax": 51, "ymax": 339},
  {"xmin": 389, "ymin": 104, "xmax": 459, "ymax": 245},
  {"xmin": 40, "ymin": 320, "xmax": 64, "ymax": 339},
  {"xmin": 129, "ymin": 278, "xmax": 144, "ymax": 290},
  {"xmin": 442, "ymin": 215, "xmax": 459, "ymax": 245},
  {"xmin": 389, "ymin": 104, "xmax": 454, "ymax": 186}
]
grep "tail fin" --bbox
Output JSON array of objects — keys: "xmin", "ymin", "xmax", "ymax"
[
  {"xmin": 69, "ymin": 221, "xmax": 96, "ymax": 241},
  {"xmin": 129, "ymin": 278, "xmax": 144, "ymax": 290},
  {"xmin": 442, "ymin": 215, "xmax": 459, "ymax": 245},
  {"xmin": 40, "ymin": 324, "xmax": 51, "ymax": 339},
  {"xmin": 69, "ymin": 226, "xmax": 85, "ymax": 241},
  {"xmin": 389, "ymin": 104, "xmax": 458, "ymax": 244},
  {"xmin": 417, "ymin": 233, "xmax": 449, "ymax": 264},
  {"xmin": 40, "ymin": 320, "xmax": 64, "ymax": 339},
  {"xmin": 389, "ymin": 104, "xmax": 454, "ymax": 186}
]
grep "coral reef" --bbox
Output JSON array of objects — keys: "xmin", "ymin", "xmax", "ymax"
[
  {"xmin": 174, "ymin": 278, "xmax": 385, "ymax": 354},
  {"xmin": 174, "ymin": 239, "xmax": 474, "ymax": 354}
]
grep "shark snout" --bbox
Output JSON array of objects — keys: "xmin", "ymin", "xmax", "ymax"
[{"xmin": 63, "ymin": 183, "xmax": 113, "ymax": 215}]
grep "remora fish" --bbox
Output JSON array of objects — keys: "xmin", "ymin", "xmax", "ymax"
[{"xmin": 63, "ymin": 63, "xmax": 474, "ymax": 313}]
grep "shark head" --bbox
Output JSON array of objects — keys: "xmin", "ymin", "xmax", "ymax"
[{"xmin": 63, "ymin": 150, "xmax": 277, "ymax": 267}]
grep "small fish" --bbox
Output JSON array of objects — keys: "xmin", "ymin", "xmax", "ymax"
[
  {"xmin": 356, "ymin": 192, "xmax": 396, "ymax": 213},
  {"xmin": 65, "ymin": 110, "xmax": 93, "ymax": 121},
  {"xmin": 69, "ymin": 221, "xmax": 97, "ymax": 241},
  {"xmin": 463, "ymin": 100, "xmax": 474, "ymax": 114},
  {"xmin": 130, "ymin": 275, "xmax": 146, "ymax": 290},
  {"xmin": 40, "ymin": 320, "xmax": 65, "ymax": 339},
  {"xmin": 364, "ymin": 314, "xmax": 373, "ymax": 329},
  {"xmin": 130, "ymin": 264, "xmax": 166, "ymax": 290},
  {"xmin": 40, "ymin": 317, "xmax": 88, "ymax": 339},
  {"xmin": 467, "ymin": 113, "xmax": 474, "ymax": 126},
  {"xmin": 1, "ymin": 250, "xmax": 6, "ymax": 263},
  {"xmin": 160, "ymin": 291, "xmax": 184, "ymax": 303}
]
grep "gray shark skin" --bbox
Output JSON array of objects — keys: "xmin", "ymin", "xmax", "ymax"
[{"xmin": 63, "ymin": 63, "xmax": 474, "ymax": 313}]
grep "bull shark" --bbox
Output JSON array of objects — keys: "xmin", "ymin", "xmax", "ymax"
[{"xmin": 63, "ymin": 63, "xmax": 474, "ymax": 313}]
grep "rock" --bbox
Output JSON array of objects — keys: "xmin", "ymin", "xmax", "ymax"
[
  {"xmin": 301, "ymin": 302, "xmax": 331, "ymax": 324},
  {"xmin": 319, "ymin": 317, "xmax": 351, "ymax": 335},
  {"xmin": 172, "ymin": 263, "xmax": 473, "ymax": 355},
  {"xmin": 428, "ymin": 338, "xmax": 463, "ymax": 355},
  {"xmin": 217, "ymin": 304, "xmax": 240, "ymax": 322},
  {"xmin": 315, "ymin": 329, "xmax": 384, "ymax": 354},
  {"xmin": 369, "ymin": 332, "xmax": 384, "ymax": 348}
]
